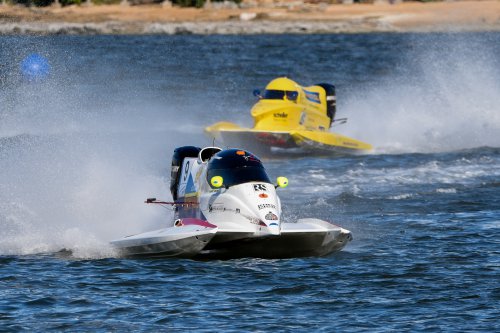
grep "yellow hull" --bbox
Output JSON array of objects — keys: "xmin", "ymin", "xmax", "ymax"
[{"xmin": 205, "ymin": 122, "xmax": 372, "ymax": 156}]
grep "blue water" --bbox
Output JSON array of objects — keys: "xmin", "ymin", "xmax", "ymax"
[{"xmin": 1, "ymin": 33, "xmax": 499, "ymax": 331}]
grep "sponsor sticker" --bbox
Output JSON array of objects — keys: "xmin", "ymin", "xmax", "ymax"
[
  {"xmin": 304, "ymin": 90, "xmax": 320, "ymax": 104},
  {"xmin": 273, "ymin": 112, "xmax": 288, "ymax": 118},
  {"xmin": 253, "ymin": 184, "xmax": 267, "ymax": 192},
  {"xmin": 208, "ymin": 204, "xmax": 225, "ymax": 213},
  {"xmin": 183, "ymin": 161, "xmax": 190, "ymax": 181},
  {"xmin": 208, "ymin": 205, "xmax": 242, "ymax": 215},
  {"xmin": 299, "ymin": 112, "xmax": 306, "ymax": 125},
  {"xmin": 265, "ymin": 212, "xmax": 278, "ymax": 220},
  {"xmin": 258, "ymin": 203, "xmax": 276, "ymax": 210}
]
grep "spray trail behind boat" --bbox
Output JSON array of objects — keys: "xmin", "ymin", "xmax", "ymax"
[{"xmin": 340, "ymin": 34, "xmax": 500, "ymax": 153}]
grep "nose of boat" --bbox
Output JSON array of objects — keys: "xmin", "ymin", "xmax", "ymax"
[{"xmin": 266, "ymin": 222, "xmax": 281, "ymax": 235}]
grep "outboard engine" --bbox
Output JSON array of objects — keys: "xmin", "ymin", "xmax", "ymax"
[
  {"xmin": 170, "ymin": 146, "xmax": 201, "ymax": 200},
  {"xmin": 316, "ymin": 83, "xmax": 336, "ymax": 127}
]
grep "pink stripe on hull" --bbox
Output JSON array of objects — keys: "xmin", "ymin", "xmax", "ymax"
[{"xmin": 180, "ymin": 218, "xmax": 217, "ymax": 229}]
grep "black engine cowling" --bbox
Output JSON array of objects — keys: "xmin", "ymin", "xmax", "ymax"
[
  {"xmin": 170, "ymin": 146, "xmax": 201, "ymax": 200},
  {"xmin": 316, "ymin": 83, "xmax": 336, "ymax": 127}
]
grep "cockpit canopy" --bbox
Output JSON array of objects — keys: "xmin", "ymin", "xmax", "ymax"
[
  {"xmin": 262, "ymin": 89, "xmax": 298, "ymax": 101},
  {"xmin": 259, "ymin": 77, "xmax": 299, "ymax": 102},
  {"xmin": 207, "ymin": 149, "xmax": 271, "ymax": 188}
]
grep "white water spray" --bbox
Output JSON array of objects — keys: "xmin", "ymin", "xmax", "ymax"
[
  {"xmin": 0, "ymin": 61, "xmax": 208, "ymax": 258},
  {"xmin": 339, "ymin": 35, "xmax": 500, "ymax": 153}
]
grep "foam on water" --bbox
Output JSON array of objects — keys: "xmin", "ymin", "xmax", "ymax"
[
  {"xmin": 0, "ymin": 67, "xmax": 186, "ymax": 258},
  {"xmin": 0, "ymin": 131, "xmax": 173, "ymax": 258}
]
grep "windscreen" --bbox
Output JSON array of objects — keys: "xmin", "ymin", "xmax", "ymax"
[
  {"xmin": 207, "ymin": 149, "xmax": 271, "ymax": 188},
  {"xmin": 262, "ymin": 89, "xmax": 298, "ymax": 101}
]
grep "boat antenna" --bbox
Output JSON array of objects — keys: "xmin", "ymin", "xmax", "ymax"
[
  {"xmin": 145, "ymin": 198, "xmax": 198, "ymax": 207},
  {"xmin": 331, "ymin": 118, "xmax": 348, "ymax": 127}
]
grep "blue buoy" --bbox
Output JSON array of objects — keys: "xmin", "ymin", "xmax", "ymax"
[{"xmin": 20, "ymin": 53, "xmax": 50, "ymax": 82}]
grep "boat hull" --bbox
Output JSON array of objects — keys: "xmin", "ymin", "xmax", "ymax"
[
  {"xmin": 207, "ymin": 125, "xmax": 371, "ymax": 156},
  {"xmin": 197, "ymin": 219, "xmax": 352, "ymax": 259},
  {"xmin": 111, "ymin": 218, "xmax": 351, "ymax": 259},
  {"xmin": 111, "ymin": 219, "xmax": 218, "ymax": 258}
]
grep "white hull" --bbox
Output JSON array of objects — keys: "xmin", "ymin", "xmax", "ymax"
[
  {"xmin": 111, "ymin": 218, "xmax": 351, "ymax": 259},
  {"xmin": 111, "ymin": 221, "xmax": 217, "ymax": 258}
]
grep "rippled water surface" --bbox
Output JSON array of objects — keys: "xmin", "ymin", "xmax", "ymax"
[{"xmin": 1, "ymin": 33, "xmax": 499, "ymax": 331}]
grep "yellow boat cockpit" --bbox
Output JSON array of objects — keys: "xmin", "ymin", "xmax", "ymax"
[{"xmin": 251, "ymin": 77, "xmax": 337, "ymax": 132}]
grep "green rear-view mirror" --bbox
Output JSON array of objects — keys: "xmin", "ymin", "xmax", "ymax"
[
  {"xmin": 276, "ymin": 176, "xmax": 289, "ymax": 188},
  {"xmin": 211, "ymin": 176, "xmax": 223, "ymax": 188}
]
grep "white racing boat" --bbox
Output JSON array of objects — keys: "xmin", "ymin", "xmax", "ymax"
[{"xmin": 111, "ymin": 146, "xmax": 352, "ymax": 259}]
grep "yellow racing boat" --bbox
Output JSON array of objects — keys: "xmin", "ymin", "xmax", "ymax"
[{"xmin": 205, "ymin": 77, "xmax": 372, "ymax": 156}]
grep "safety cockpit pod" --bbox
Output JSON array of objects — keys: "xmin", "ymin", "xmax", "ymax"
[
  {"xmin": 207, "ymin": 149, "xmax": 271, "ymax": 189},
  {"xmin": 259, "ymin": 77, "xmax": 299, "ymax": 102}
]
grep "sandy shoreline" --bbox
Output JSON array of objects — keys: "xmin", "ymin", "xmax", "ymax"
[{"xmin": 0, "ymin": 1, "xmax": 499, "ymax": 34}]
